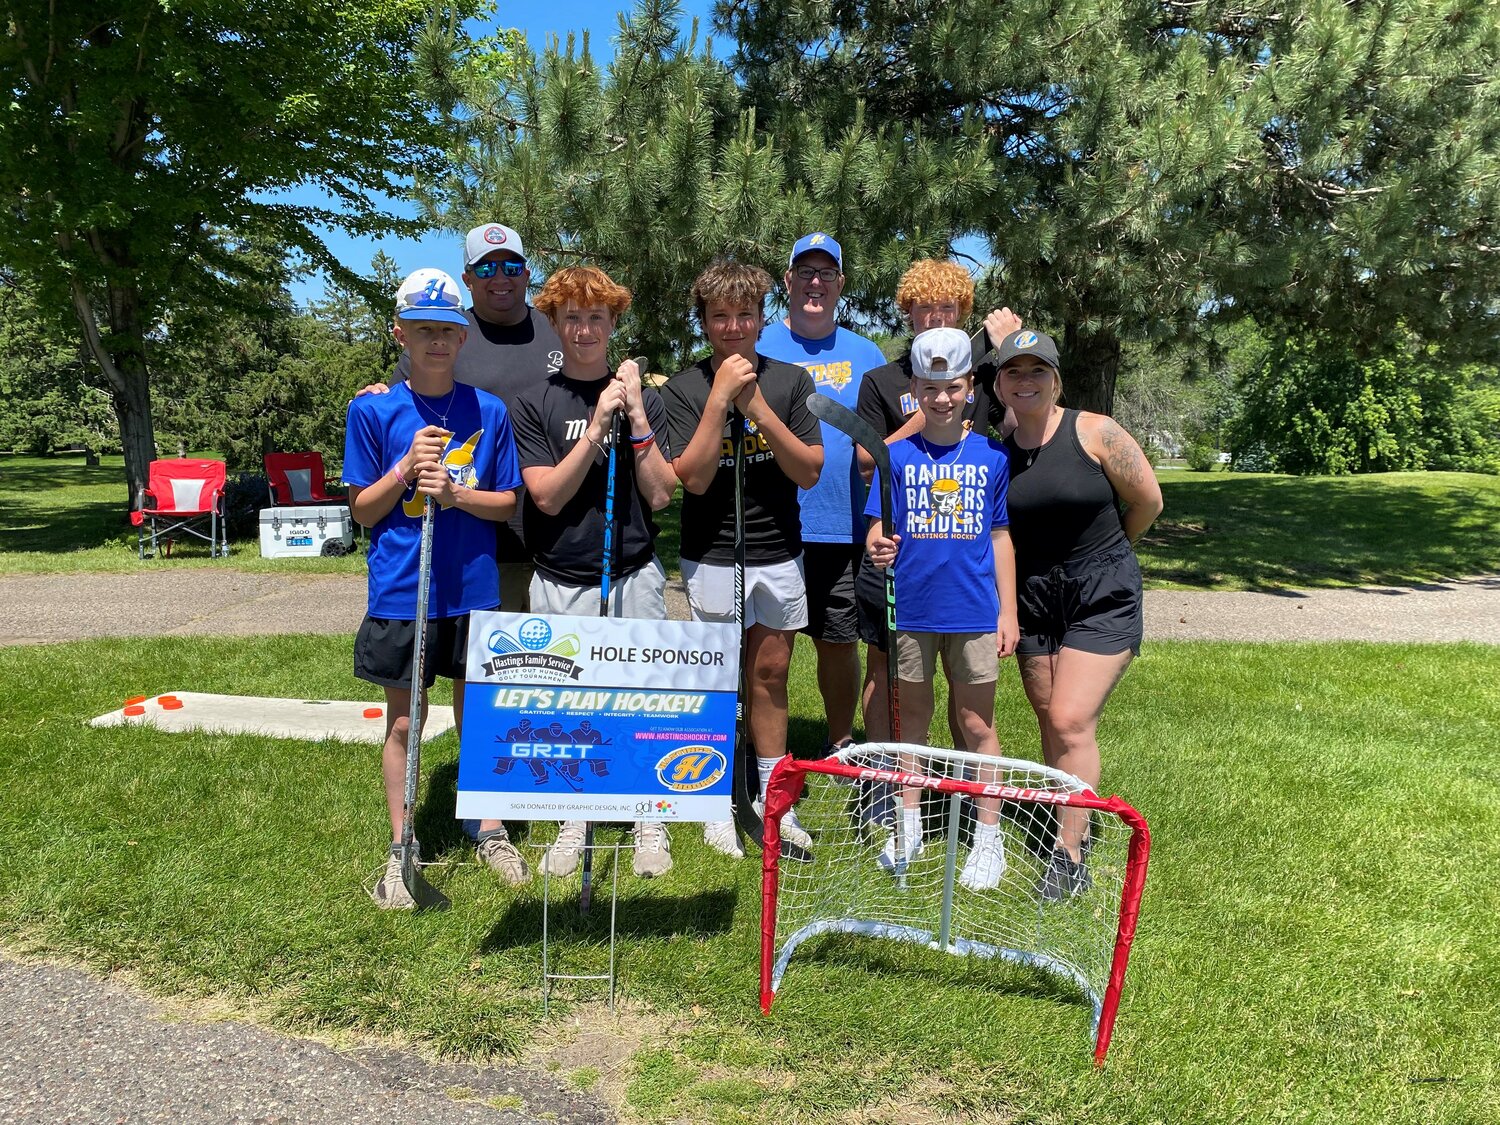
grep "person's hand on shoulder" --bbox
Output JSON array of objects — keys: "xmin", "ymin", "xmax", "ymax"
[{"xmin": 355, "ymin": 382, "xmax": 391, "ymax": 399}]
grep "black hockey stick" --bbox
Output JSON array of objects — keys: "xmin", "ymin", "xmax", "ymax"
[
  {"xmin": 726, "ymin": 410, "xmax": 810, "ymax": 864},
  {"xmin": 805, "ymin": 394, "xmax": 900, "ymax": 743},
  {"xmin": 578, "ymin": 368, "xmax": 637, "ymax": 912}
]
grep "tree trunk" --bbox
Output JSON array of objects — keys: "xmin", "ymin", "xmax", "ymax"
[
  {"xmin": 111, "ymin": 358, "xmax": 157, "ymax": 507},
  {"xmin": 1061, "ymin": 323, "xmax": 1121, "ymax": 416},
  {"xmin": 69, "ymin": 274, "xmax": 157, "ymax": 507}
]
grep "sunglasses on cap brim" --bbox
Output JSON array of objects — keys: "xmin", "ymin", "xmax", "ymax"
[{"xmin": 470, "ymin": 259, "xmax": 526, "ymax": 279}]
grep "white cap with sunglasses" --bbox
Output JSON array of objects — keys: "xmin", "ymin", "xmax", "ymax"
[{"xmin": 464, "ymin": 223, "xmax": 526, "ymax": 267}]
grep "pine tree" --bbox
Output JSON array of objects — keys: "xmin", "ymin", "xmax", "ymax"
[
  {"xmin": 417, "ymin": 0, "xmax": 987, "ymax": 370},
  {"xmin": 717, "ymin": 0, "xmax": 1500, "ymax": 413}
]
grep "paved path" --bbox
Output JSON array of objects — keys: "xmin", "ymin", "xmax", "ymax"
[
  {"xmin": 0, "ymin": 956, "xmax": 610, "ymax": 1125},
  {"xmin": 2, "ymin": 570, "xmax": 1496, "ymax": 646},
  {"xmin": 2, "ymin": 567, "xmax": 1494, "ymax": 1122}
]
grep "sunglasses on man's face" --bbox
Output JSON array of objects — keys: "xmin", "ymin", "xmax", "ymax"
[{"xmin": 470, "ymin": 259, "xmax": 526, "ymax": 279}]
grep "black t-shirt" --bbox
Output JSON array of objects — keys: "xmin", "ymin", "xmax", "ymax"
[
  {"xmin": 660, "ymin": 356, "xmax": 823, "ymax": 566},
  {"xmin": 394, "ymin": 307, "xmax": 563, "ymax": 560},
  {"xmin": 855, "ymin": 346, "xmax": 1001, "ymax": 440},
  {"xmin": 509, "ymin": 371, "xmax": 670, "ymax": 587}
]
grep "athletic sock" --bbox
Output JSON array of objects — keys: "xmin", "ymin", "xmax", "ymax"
[
  {"xmin": 756, "ymin": 755, "xmax": 777, "ymax": 796},
  {"xmin": 902, "ymin": 807, "xmax": 921, "ymax": 841},
  {"xmin": 971, "ymin": 820, "xmax": 999, "ymax": 848}
]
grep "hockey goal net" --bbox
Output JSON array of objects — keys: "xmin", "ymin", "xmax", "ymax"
[{"xmin": 759, "ymin": 744, "xmax": 1150, "ymax": 1064}]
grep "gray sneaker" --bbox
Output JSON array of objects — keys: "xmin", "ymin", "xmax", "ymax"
[
  {"xmin": 1036, "ymin": 846, "xmax": 1091, "ymax": 902},
  {"xmin": 632, "ymin": 821, "xmax": 673, "ymax": 878},
  {"xmin": 372, "ymin": 851, "xmax": 415, "ymax": 910},
  {"xmin": 541, "ymin": 820, "xmax": 588, "ymax": 878},
  {"xmin": 476, "ymin": 830, "xmax": 529, "ymax": 886}
]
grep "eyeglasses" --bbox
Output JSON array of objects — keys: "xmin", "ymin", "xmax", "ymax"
[
  {"xmin": 793, "ymin": 266, "xmax": 840, "ymax": 283},
  {"xmin": 470, "ymin": 259, "xmax": 526, "ymax": 279}
]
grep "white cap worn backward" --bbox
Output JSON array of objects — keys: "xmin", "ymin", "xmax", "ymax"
[
  {"xmin": 394, "ymin": 269, "xmax": 467, "ymax": 325},
  {"xmin": 464, "ymin": 223, "xmax": 525, "ymax": 266},
  {"xmin": 910, "ymin": 326, "xmax": 973, "ymax": 380}
]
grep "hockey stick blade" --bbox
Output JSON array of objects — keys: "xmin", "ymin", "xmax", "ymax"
[
  {"xmin": 969, "ymin": 327, "xmax": 992, "ymax": 365},
  {"xmin": 805, "ymin": 393, "xmax": 888, "ymax": 473}
]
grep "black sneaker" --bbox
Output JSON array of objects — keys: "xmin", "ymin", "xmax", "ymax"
[{"xmin": 1036, "ymin": 846, "xmax": 1092, "ymax": 902}]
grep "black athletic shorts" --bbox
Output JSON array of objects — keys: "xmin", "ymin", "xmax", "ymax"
[
  {"xmin": 1016, "ymin": 542, "xmax": 1143, "ymax": 658},
  {"xmin": 854, "ymin": 553, "xmax": 892, "ymax": 651},
  {"xmin": 354, "ymin": 611, "xmax": 487, "ymax": 690},
  {"xmin": 800, "ymin": 542, "xmax": 862, "ymax": 644}
]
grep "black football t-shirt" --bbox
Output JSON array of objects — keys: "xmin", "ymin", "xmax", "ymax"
[
  {"xmin": 660, "ymin": 356, "xmax": 823, "ymax": 566},
  {"xmin": 855, "ymin": 346, "xmax": 1000, "ymax": 441}
]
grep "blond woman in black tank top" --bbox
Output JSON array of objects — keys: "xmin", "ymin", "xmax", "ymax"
[{"xmin": 994, "ymin": 330, "xmax": 1163, "ymax": 901}]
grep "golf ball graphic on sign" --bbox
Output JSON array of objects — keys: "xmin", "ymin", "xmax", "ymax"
[{"xmin": 518, "ymin": 618, "xmax": 553, "ymax": 651}]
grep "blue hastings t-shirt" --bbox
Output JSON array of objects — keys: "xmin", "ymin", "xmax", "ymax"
[
  {"xmin": 344, "ymin": 381, "xmax": 522, "ymax": 620},
  {"xmin": 865, "ymin": 432, "xmax": 1011, "ymax": 634},
  {"xmin": 758, "ymin": 320, "xmax": 887, "ymax": 544}
]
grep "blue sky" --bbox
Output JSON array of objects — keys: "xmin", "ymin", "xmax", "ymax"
[{"xmin": 285, "ymin": 0, "xmax": 718, "ymax": 306}]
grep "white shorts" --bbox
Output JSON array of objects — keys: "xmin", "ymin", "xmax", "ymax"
[
  {"xmin": 681, "ymin": 556, "xmax": 808, "ymax": 631},
  {"xmin": 529, "ymin": 557, "xmax": 668, "ymax": 621}
]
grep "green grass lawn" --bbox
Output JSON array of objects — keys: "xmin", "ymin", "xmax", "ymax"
[
  {"xmin": 2, "ymin": 635, "xmax": 1496, "ymax": 1123},
  {"xmin": 4, "ymin": 454, "xmax": 1496, "ymax": 587},
  {"xmin": 1141, "ymin": 471, "xmax": 1500, "ymax": 589}
]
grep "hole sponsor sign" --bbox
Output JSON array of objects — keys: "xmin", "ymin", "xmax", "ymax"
[{"xmin": 456, "ymin": 611, "xmax": 739, "ymax": 823}]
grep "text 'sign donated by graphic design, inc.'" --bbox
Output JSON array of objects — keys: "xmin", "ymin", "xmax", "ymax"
[{"xmin": 455, "ymin": 611, "xmax": 740, "ymax": 823}]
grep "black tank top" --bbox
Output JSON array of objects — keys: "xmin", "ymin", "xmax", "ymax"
[{"xmin": 1003, "ymin": 410, "xmax": 1127, "ymax": 577}]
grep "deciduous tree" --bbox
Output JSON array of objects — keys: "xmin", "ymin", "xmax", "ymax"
[{"xmin": 0, "ymin": 1, "xmax": 486, "ymax": 503}]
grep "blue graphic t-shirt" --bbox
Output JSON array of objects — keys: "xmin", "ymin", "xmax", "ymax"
[
  {"xmin": 344, "ymin": 382, "xmax": 522, "ymax": 619},
  {"xmin": 865, "ymin": 433, "xmax": 1011, "ymax": 634},
  {"xmin": 758, "ymin": 321, "xmax": 887, "ymax": 544}
]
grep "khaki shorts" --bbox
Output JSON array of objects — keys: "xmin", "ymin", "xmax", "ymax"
[{"xmin": 895, "ymin": 630, "xmax": 997, "ymax": 685}]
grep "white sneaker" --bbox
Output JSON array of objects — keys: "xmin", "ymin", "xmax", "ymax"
[
  {"xmin": 541, "ymin": 820, "xmax": 588, "ymax": 877},
  {"xmin": 877, "ymin": 828, "xmax": 923, "ymax": 874},
  {"xmin": 702, "ymin": 819, "xmax": 744, "ymax": 858},
  {"xmin": 753, "ymin": 798, "xmax": 813, "ymax": 853},
  {"xmin": 632, "ymin": 821, "xmax": 673, "ymax": 878},
  {"xmin": 959, "ymin": 835, "xmax": 1007, "ymax": 890}
]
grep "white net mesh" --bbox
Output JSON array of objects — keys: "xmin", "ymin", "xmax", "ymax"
[{"xmin": 762, "ymin": 743, "xmax": 1146, "ymax": 1056}]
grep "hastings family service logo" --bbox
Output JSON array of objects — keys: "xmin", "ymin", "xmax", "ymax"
[
  {"xmin": 655, "ymin": 745, "xmax": 727, "ymax": 793},
  {"xmin": 483, "ymin": 618, "xmax": 584, "ymax": 681}
]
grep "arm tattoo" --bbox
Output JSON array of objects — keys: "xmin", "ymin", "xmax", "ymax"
[{"xmin": 1097, "ymin": 419, "xmax": 1146, "ymax": 489}]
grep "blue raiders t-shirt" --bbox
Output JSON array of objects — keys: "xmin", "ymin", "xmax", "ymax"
[
  {"xmin": 344, "ymin": 381, "xmax": 522, "ymax": 620},
  {"xmin": 865, "ymin": 433, "xmax": 1011, "ymax": 634},
  {"xmin": 758, "ymin": 320, "xmax": 887, "ymax": 544}
]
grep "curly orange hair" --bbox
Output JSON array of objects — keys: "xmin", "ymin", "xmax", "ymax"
[
  {"xmin": 534, "ymin": 265, "xmax": 633, "ymax": 320},
  {"xmin": 894, "ymin": 259, "xmax": 974, "ymax": 320}
]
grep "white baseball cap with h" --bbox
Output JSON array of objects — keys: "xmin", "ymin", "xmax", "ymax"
[
  {"xmin": 395, "ymin": 269, "xmax": 468, "ymax": 325},
  {"xmin": 910, "ymin": 327, "xmax": 974, "ymax": 380},
  {"xmin": 464, "ymin": 223, "xmax": 525, "ymax": 267}
]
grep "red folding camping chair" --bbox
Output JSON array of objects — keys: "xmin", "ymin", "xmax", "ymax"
[
  {"xmin": 263, "ymin": 451, "xmax": 345, "ymax": 507},
  {"xmin": 131, "ymin": 458, "xmax": 229, "ymax": 559}
]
